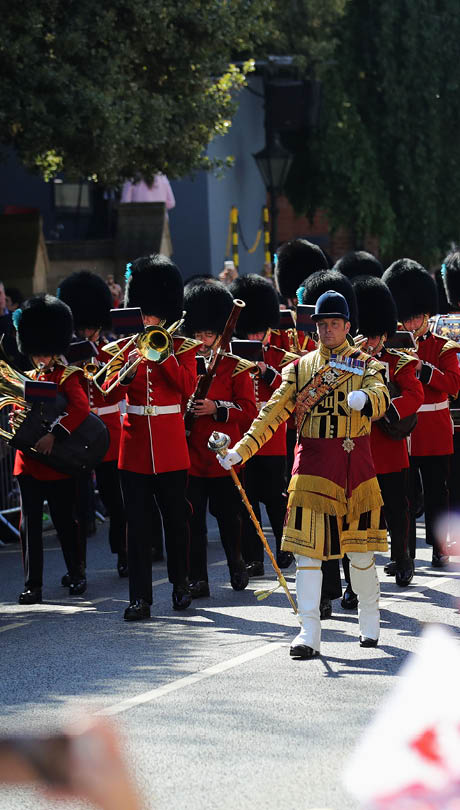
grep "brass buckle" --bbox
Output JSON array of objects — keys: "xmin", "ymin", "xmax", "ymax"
[{"xmin": 144, "ymin": 405, "xmax": 157, "ymax": 415}]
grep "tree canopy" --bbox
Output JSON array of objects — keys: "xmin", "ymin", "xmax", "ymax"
[
  {"xmin": 283, "ymin": 0, "xmax": 460, "ymax": 263},
  {"xmin": 0, "ymin": 0, "xmax": 271, "ymax": 184}
]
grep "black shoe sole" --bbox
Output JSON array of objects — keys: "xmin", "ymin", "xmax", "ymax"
[
  {"xmin": 359, "ymin": 636, "xmax": 378, "ymax": 648},
  {"xmin": 18, "ymin": 594, "xmax": 42, "ymax": 605},
  {"xmin": 290, "ymin": 646, "xmax": 319, "ymax": 660},
  {"xmin": 124, "ymin": 611, "xmax": 150, "ymax": 622}
]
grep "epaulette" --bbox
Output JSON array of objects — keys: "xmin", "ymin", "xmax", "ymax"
[
  {"xmin": 439, "ymin": 338, "xmax": 460, "ymax": 355},
  {"xmin": 174, "ymin": 336, "xmax": 202, "ymax": 355},
  {"xmin": 60, "ymin": 365, "xmax": 82, "ymax": 383},
  {"xmin": 103, "ymin": 354, "xmax": 125, "ymax": 379},
  {"xmin": 386, "ymin": 349, "xmax": 418, "ymax": 375},
  {"xmin": 265, "ymin": 344, "xmax": 298, "ymax": 367},
  {"xmin": 100, "ymin": 337, "xmax": 131, "ymax": 358},
  {"xmin": 279, "ymin": 349, "xmax": 299, "ymax": 367},
  {"xmin": 221, "ymin": 352, "xmax": 257, "ymax": 376}
]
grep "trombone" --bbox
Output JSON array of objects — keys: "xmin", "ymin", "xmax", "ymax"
[{"xmin": 91, "ymin": 312, "xmax": 186, "ymax": 394}]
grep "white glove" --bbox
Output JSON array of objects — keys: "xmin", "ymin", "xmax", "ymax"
[
  {"xmin": 217, "ymin": 449, "xmax": 242, "ymax": 470},
  {"xmin": 347, "ymin": 390, "xmax": 368, "ymax": 411}
]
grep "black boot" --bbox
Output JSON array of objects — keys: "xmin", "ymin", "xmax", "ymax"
[
  {"xmin": 61, "ymin": 572, "xmax": 71, "ymax": 587},
  {"xmin": 432, "ymin": 549, "xmax": 449, "ymax": 568},
  {"xmin": 384, "ymin": 560, "xmax": 397, "ymax": 576},
  {"xmin": 230, "ymin": 562, "xmax": 249, "ymax": 591},
  {"xmin": 341, "ymin": 583, "xmax": 358, "ymax": 610},
  {"xmin": 18, "ymin": 588, "xmax": 42, "ymax": 605},
  {"xmin": 189, "ymin": 580, "xmax": 210, "ymax": 599},
  {"xmin": 124, "ymin": 599, "xmax": 151, "ymax": 621},
  {"xmin": 246, "ymin": 560, "xmax": 264, "ymax": 577},
  {"xmin": 172, "ymin": 583, "xmax": 192, "ymax": 611},
  {"xmin": 276, "ymin": 551, "xmax": 294, "ymax": 569},
  {"xmin": 395, "ymin": 557, "xmax": 414, "ymax": 587},
  {"xmin": 69, "ymin": 564, "xmax": 87, "ymax": 596}
]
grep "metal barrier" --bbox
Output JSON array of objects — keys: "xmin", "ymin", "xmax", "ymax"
[{"xmin": 0, "ymin": 411, "xmax": 20, "ymax": 541}]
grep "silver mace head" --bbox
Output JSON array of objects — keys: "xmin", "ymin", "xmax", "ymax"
[{"xmin": 207, "ymin": 431, "xmax": 231, "ymax": 456}]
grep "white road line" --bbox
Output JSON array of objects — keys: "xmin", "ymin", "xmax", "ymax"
[
  {"xmin": 96, "ymin": 642, "xmax": 284, "ymax": 717},
  {"xmin": 0, "ymin": 621, "xmax": 32, "ymax": 633}
]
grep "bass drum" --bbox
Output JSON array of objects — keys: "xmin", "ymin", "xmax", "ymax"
[{"xmin": 11, "ymin": 395, "xmax": 110, "ymax": 476}]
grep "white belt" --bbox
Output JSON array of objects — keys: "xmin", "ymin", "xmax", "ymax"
[
  {"xmin": 418, "ymin": 400, "xmax": 449, "ymax": 413},
  {"xmin": 126, "ymin": 404, "xmax": 181, "ymax": 416},
  {"xmin": 91, "ymin": 405, "xmax": 120, "ymax": 416}
]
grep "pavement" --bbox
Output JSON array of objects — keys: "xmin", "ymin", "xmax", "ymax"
[{"xmin": 0, "ymin": 514, "xmax": 459, "ymax": 810}]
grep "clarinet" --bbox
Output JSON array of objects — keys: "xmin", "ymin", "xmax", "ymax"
[{"xmin": 184, "ymin": 299, "xmax": 245, "ymax": 435}]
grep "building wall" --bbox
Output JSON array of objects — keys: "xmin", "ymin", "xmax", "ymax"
[
  {"xmin": 169, "ymin": 173, "xmax": 211, "ymax": 281},
  {"xmin": 206, "ymin": 76, "xmax": 267, "ymax": 278}
]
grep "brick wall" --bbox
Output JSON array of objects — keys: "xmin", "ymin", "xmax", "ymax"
[{"xmin": 273, "ymin": 194, "xmax": 379, "ymax": 264}]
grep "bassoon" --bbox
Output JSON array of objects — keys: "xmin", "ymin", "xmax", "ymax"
[{"xmin": 184, "ymin": 298, "xmax": 245, "ymax": 435}]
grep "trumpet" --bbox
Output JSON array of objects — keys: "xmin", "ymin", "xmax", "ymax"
[{"xmin": 91, "ymin": 312, "xmax": 186, "ymax": 394}]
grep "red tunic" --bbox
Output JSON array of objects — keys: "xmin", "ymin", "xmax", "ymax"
[
  {"xmin": 84, "ymin": 338, "xmax": 121, "ymax": 464},
  {"xmin": 269, "ymin": 328, "xmax": 315, "ymax": 354},
  {"xmin": 409, "ymin": 332, "xmax": 460, "ymax": 457},
  {"xmin": 103, "ymin": 336, "xmax": 198, "ymax": 474},
  {"xmin": 14, "ymin": 365, "xmax": 90, "ymax": 481},
  {"xmin": 248, "ymin": 344, "xmax": 298, "ymax": 456},
  {"xmin": 187, "ymin": 354, "xmax": 257, "ymax": 478},
  {"xmin": 370, "ymin": 350, "xmax": 424, "ymax": 474}
]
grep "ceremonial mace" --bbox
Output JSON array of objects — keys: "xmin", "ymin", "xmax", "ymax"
[{"xmin": 208, "ymin": 431, "xmax": 299, "ymax": 618}]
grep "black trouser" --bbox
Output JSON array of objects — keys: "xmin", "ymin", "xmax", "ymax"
[
  {"xmin": 449, "ymin": 431, "xmax": 460, "ymax": 513},
  {"xmin": 408, "ymin": 455, "xmax": 450, "ymax": 557},
  {"xmin": 187, "ymin": 475, "xmax": 243, "ymax": 582},
  {"xmin": 378, "ymin": 470, "xmax": 410, "ymax": 563},
  {"xmin": 241, "ymin": 455, "xmax": 287, "ymax": 563},
  {"xmin": 321, "ymin": 558, "xmax": 343, "ymax": 600},
  {"xmin": 94, "ymin": 460, "xmax": 126, "ymax": 555},
  {"xmin": 120, "ymin": 469, "xmax": 189, "ymax": 604},
  {"xmin": 74, "ymin": 472, "xmax": 94, "ymax": 568},
  {"xmin": 18, "ymin": 474, "xmax": 82, "ymax": 590}
]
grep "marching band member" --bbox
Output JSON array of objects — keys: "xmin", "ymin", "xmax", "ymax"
[
  {"xmin": 103, "ymin": 254, "xmax": 198, "ymax": 621},
  {"xmin": 333, "ymin": 250, "xmax": 383, "ymax": 280},
  {"xmin": 218, "ymin": 291, "xmax": 390, "ymax": 659},
  {"xmin": 296, "ymin": 270, "xmax": 360, "ymax": 616},
  {"xmin": 271, "ymin": 238, "xmax": 329, "ymax": 354},
  {"xmin": 57, "ymin": 271, "xmax": 128, "ymax": 578},
  {"xmin": 13, "ymin": 295, "xmax": 90, "ymax": 603},
  {"xmin": 183, "ymin": 280, "xmax": 257, "ymax": 596},
  {"xmin": 352, "ymin": 275, "xmax": 424, "ymax": 587},
  {"xmin": 229, "ymin": 274, "xmax": 297, "ymax": 575},
  {"xmin": 382, "ymin": 260, "xmax": 460, "ymax": 568}
]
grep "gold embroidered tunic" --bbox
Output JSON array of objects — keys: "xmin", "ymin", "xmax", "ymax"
[{"xmin": 234, "ymin": 340, "xmax": 390, "ymax": 559}]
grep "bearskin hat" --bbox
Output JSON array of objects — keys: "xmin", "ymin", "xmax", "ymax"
[
  {"xmin": 297, "ymin": 269, "xmax": 358, "ymax": 334},
  {"xmin": 124, "ymin": 254, "xmax": 183, "ymax": 324},
  {"xmin": 334, "ymin": 250, "xmax": 383, "ymax": 280},
  {"xmin": 275, "ymin": 239, "xmax": 329, "ymax": 299},
  {"xmin": 435, "ymin": 266, "xmax": 450, "ymax": 314},
  {"xmin": 57, "ymin": 270, "xmax": 112, "ymax": 330},
  {"xmin": 440, "ymin": 252, "xmax": 460, "ymax": 310},
  {"xmin": 183, "ymin": 281, "xmax": 233, "ymax": 337},
  {"xmin": 382, "ymin": 259, "xmax": 438, "ymax": 320},
  {"xmin": 15, "ymin": 294, "xmax": 73, "ymax": 356},
  {"xmin": 229, "ymin": 274, "xmax": 280, "ymax": 336},
  {"xmin": 352, "ymin": 275, "xmax": 397, "ymax": 338}
]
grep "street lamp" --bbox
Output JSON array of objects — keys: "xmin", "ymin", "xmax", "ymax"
[{"xmin": 253, "ymin": 134, "xmax": 293, "ymax": 264}]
